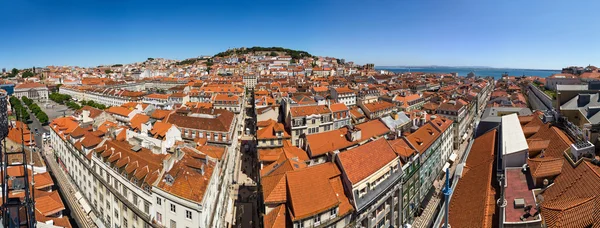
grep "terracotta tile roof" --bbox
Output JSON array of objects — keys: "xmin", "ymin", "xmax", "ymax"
[
  {"xmin": 145, "ymin": 93, "xmax": 170, "ymax": 99},
  {"xmin": 289, "ymin": 105, "xmax": 331, "ymax": 117},
  {"xmin": 527, "ymin": 139, "xmax": 550, "ymax": 156},
  {"xmin": 291, "ymin": 95, "xmax": 316, "ymax": 105},
  {"xmin": 262, "ymin": 173, "xmax": 287, "ymax": 204},
  {"xmin": 361, "ymin": 100, "xmax": 395, "ymax": 113},
  {"xmin": 542, "ymin": 196, "xmax": 596, "ymax": 228},
  {"xmin": 213, "ymin": 94, "xmax": 240, "ymax": 102},
  {"xmin": 130, "ymin": 114, "xmax": 150, "ymax": 131},
  {"xmin": 106, "ymin": 106, "xmax": 133, "ymax": 117},
  {"xmin": 156, "ymin": 151, "xmax": 215, "ymax": 203},
  {"xmin": 35, "ymin": 191, "xmax": 65, "ymax": 216},
  {"xmin": 121, "ymin": 102, "xmax": 138, "ymax": 109},
  {"xmin": 305, "ymin": 119, "xmax": 390, "ymax": 157},
  {"xmin": 286, "ymin": 162, "xmax": 343, "ymax": 221},
  {"xmin": 167, "ymin": 109, "xmax": 234, "ymax": 133},
  {"xmin": 349, "ymin": 107, "xmax": 365, "ymax": 119},
  {"xmin": 81, "ymin": 134, "xmax": 102, "ymax": 148},
  {"xmin": 261, "ymin": 148, "xmax": 307, "ymax": 177},
  {"xmin": 522, "ymin": 116, "xmax": 572, "ymax": 159},
  {"xmin": 97, "ymin": 139, "xmax": 167, "ymax": 185},
  {"xmin": 257, "ymin": 119, "xmax": 290, "ymax": 140},
  {"xmin": 259, "ymin": 148, "xmax": 284, "ymax": 163},
  {"xmin": 337, "ymin": 138, "xmax": 397, "ymax": 184},
  {"xmin": 34, "ymin": 172, "xmax": 54, "ymax": 189},
  {"xmin": 430, "ymin": 117, "xmax": 453, "ymax": 133},
  {"xmin": 75, "ymin": 106, "xmax": 103, "ymax": 118},
  {"xmin": 528, "ymin": 157, "xmax": 564, "ymax": 178},
  {"xmin": 259, "ymin": 145, "xmax": 310, "ymax": 164},
  {"xmin": 15, "ymin": 82, "xmax": 46, "ymax": 89},
  {"xmin": 195, "ymin": 144, "xmax": 226, "ymax": 161},
  {"xmin": 335, "ymin": 87, "xmax": 354, "ymax": 94},
  {"xmin": 169, "ymin": 92, "xmax": 187, "ymax": 98},
  {"xmin": 263, "ymin": 204, "xmax": 288, "ymax": 228},
  {"xmin": 149, "ymin": 122, "xmax": 174, "ymax": 138},
  {"xmin": 437, "ymin": 101, "xmax": 464, "ymax": 112},
  {"xmin": 8, "ymin": 121, "xmax": 35, "ymax": 146},
  {"xmin": 448, "ymin": 129, "xmax": 497, "ymax": 228},
  {"xmin": 97, "ymin": 120, "xmax": 118, "ymax": 133},
  {"xmin": 311, "ymin": 86, "xmax": 328, "ymax": 92},
  {"xmin": 329, "ymin": 103, "xmax": 349, "ymax": 112},
  {"xmin": 388, "ymin": 137, "xmax": 416, "ymax": 158},
  {"xmin": 405, "ymin": 122, "xmax": 442, "ymax": 153},
  {"xmin": 150, "ymin": 109, "xmax": 172, "ymax": 120}
]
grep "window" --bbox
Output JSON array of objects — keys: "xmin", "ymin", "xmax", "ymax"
[
  {"xmin": 156, "ymin": 212, "xmax": 162, "ymax": 223},
  {"xmin": 157, "ymin": 197, "xmax": 162, "ymax": 205},
  {"xmin": 186, "ymin": 210, "xmax": 192, "ymax": 220},
  {"xmin": 114, "ymin": 209, "xmax": 119, "ymax": 218},
  {"xmin": 170, "ymin": 204, "xmax": 176, "ymax": 213},
  {"xmin": 312, "ymin": 119, "xmax": 316, "ymax": 124},
  {"xmin": 314, "ymin": 216, "xmax": 321, "ymax": 225},
  {"xmin": 198, "ymin": 132, "xmax": 204, "ymax": 138},
  {"xmin": 133, "ymin": 194, "xmax": 138, "ymax": 205},
  {"xmin": 144, "ymin": 201, "xmax": 150, "ymax": 214},
  {"xmin": 123, "ymin": 218, "xmax": 128, "ymax": 227}
]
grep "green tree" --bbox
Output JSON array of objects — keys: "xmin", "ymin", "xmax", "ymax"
[
  {"xmin": 36, "ymin": 112, "xmax": 49, "ymax": 124},
  {"xmin": 105, "ymin": 69, "xmax": 113, "ymax": 74},
  {"xmin": 270, "ymin": 51, "xmax": 278, "ymax": 57},
  {"xmin": 22, "ymin": 71, "xmax": 34, "ymax": 78},
  {"xmin": 10, "ymin": 68, "xmax": 18, "ymax": 77}
]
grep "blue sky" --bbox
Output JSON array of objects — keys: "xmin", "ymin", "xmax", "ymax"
[{"xmin": 1, "ymin": 0, "xmax": 599, "ymax": 69}]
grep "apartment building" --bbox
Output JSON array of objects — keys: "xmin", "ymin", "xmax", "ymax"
[
  {"xmin": 73, "ymin": 105, "xmax": 114, "ymax": 127},
  {"xmin": 49, "ymin": 114, "xmax": 231, "ymax": 228},
  {"xmin": 168, "ymin": 93, "xmax": 189, "ymax": 106},
  {"xmin": 212, "ymin": 94, "xmax": 242, "ymax": 113},
  {"xmin": 165, "ymin": 108, "xmax": 236, "ymax": 144},
  {"xmin": 106, "ymin": 106, "xmax": 141, "ymax": 125},
  {"xmin": 242, "ymin": 74, "xmax": 257, "ymax": 89},
  {"xmin": 330, "ymin": 103, "xmax": 351, "ymax": 129},
  {"xmin": 256, "ymin": 119, "xmax": 290, "ymax": 148},
  {"xmin": 301, "ymin": 119, "xmax": 390, "ymax": 165},
  {"xmin": 381, "ymin": 93, "xmax": 426, "ymax": 112},
  {"xmin": 386, "ymin": 116, "xmax": 453, "ymax": 225},
  {"xmin": 330, "ymin": 87, "xmax": 357, "ymax": 107},
  {"xmin": 336, "ymin": 138, "xmax": 403, "ymax": 228},
  {"xmin": 359, "ymin": 100, "xmax": 395, "ymax": 119},
  {"xmin": 59, "ymin": 86, "xmax": 146, "ymax": 107},
  {"xmin": 14, "ymin": 82, "xmax": 48, "ymax": 101},
  {"xmin": 287, "ymin": 105, "xmax": 333, "ymax": 146},
  {"xmin": 436, "ymin": 100, "xmax": 467, "ymax": 149},
  {"xmin": 261, "ymin": 152, "xmax": 353, "ymax": 228},
  {"xmin": 143, "ymin": 94, "xmax": 170, "ymax": 109}
]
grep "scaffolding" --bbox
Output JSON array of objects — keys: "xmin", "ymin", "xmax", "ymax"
[{"xmin": 1, "ymin": 93, "xmax": 36, "ymax": 228}]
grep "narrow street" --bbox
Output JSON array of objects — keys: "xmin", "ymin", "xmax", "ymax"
[{"xmin": 25, "ymin": 99, "xmax": 97, "ymax": 227}]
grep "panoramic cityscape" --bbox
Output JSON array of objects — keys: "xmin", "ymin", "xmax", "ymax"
[{"xmin": 2, "ymin": 1, "xmax": 600, "ymax": 228}]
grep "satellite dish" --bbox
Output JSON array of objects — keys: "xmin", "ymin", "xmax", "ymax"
[{"xmin": 543, "ymin": 179, "xmax": 549, "ymax": 186}]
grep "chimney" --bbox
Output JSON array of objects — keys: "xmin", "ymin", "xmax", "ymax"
[{"xmin": 345, "ymin": 126, "xmax": 362, "ymax": 142}]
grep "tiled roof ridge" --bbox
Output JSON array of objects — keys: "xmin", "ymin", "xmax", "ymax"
[
  {"xmin": 584, "ymin": 161, "xmax": 600, "ymax": 179},
  {"xmin": 543, "ymin": 196, "xmax": 595, "ymax": 211},
  {"xmin": 549, "ymin": 167, "xmax": 590, "ymax": 201}
]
